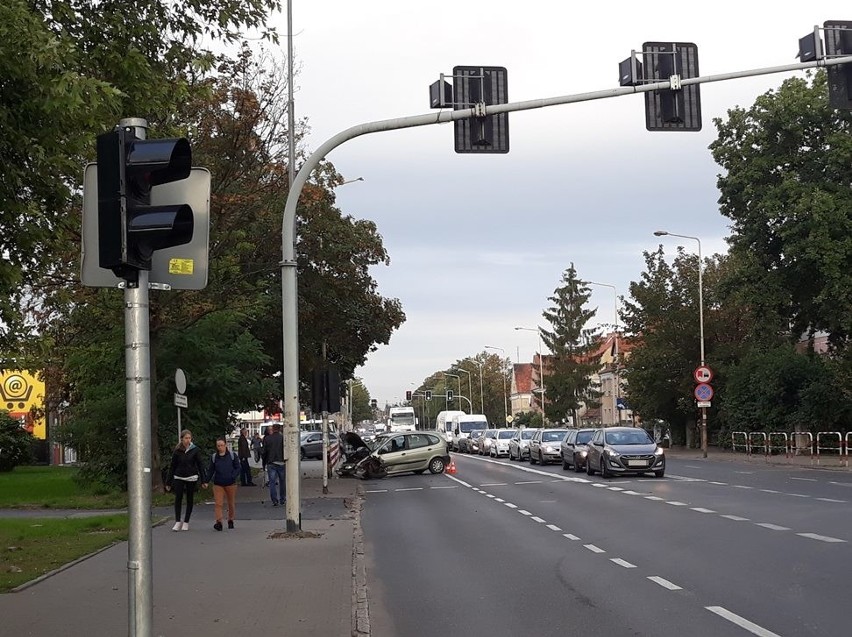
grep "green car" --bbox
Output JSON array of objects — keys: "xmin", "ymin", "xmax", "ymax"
[{"xmin": 370, "ymin": 431, "xmax": 451, "ymax": 475}]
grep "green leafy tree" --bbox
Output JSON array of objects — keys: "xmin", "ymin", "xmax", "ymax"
[
  {"xmin": 512, "ymin": 411, "xmax": 543, "ymax": 428},
  {"xmin": 0, "ymin": 411, "xmax": 34, "ymax": 471},
  {"xmin": 350, "ymin": 378, "xmax": 373, "ymax": 423},
  {"xmin": 540, "ymin": 264, "xmax": 600, "ymax": 424}
]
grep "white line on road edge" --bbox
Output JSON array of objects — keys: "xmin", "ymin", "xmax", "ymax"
[
  {"xmin": 563, "ymin": 533, "xmax": 581, "ymax": 541},
  {"xmin": 755, "ymin": 523, "xmax": 790, "ymax": 531},
  {"xmin": 816, "ymin": 497, "xmax": 847, "ymax": 503},
  {"xmin": 720, "ymin": 515, "xmax": 750, "ymax": 521},
  {"xmin": 648, "ymin": 576, "xmax": 682, "ymax": 591},
  {"xmin": 797, "ymin": 533, "xmax": 846, "ymax": 543},
  {"xmin": 666, "ymin": 501, "xmax": 689, "ymax": 506},
  {"xmin": 645, "ymin": 496, "xmax": 665, "ymax": 501},
  {"xmin": 531, "ymin": 516, "xmax": 546, "ymax": 523},
  {"xmin": 485, "ymin": 494, "xmax": 496, "ymax": 498},
  {"xmin": 610, "ymin": 558, "xmax": 637, "ymax": 568},
  {"xmin": 504, "ymin": 502, "xmax": 518, "ymax": 508},
  {"xmin": 546, "ymin": 524, "xmax": 562, "ymax": 531},
  {"xmin": 584, "ymin": 544, "xmax": 605, "ymax": 553},
  {"xmin": 494, "ymin": 497, "xmax": 505, "ymax": 502},
  {"xmin": 445, "ymin": 475, "xmax": 472, "ymax": 488},
  {"xmin": 518, "ymin": 510, "xmax": 532, "ymax": 516},
  {"xmin": 691, "ymin": 508, "xmax": 716, "ymax": 513},
  {"xmin": 705, "ymin": 606, "xmax": 782, "ymax": 637}
]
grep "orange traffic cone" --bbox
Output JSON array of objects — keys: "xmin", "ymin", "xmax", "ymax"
[{"xmin": 446, "ymin": 459, "xmax": 457, "ymax": 474}]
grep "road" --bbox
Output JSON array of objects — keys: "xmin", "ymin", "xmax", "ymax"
[{"xmin": 361, "ymin": 453, "xmax": 851, "ymax": 637}]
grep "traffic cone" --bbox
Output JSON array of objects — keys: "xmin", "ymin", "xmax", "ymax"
[{"xmin": 446, "ymin": 459, "xmax": 457, "ymax": 474}]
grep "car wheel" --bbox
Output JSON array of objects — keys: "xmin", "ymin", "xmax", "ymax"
[
  {"xmin": 600, "ymin": 458, "xmax": 612, "ymax": 479},
  {"xmin": 573, "ymin": 455, "xmax": 583, "ymax": 473},
  {"xmin": 529, "ymin": 451, "xmax": 537, "ymax": 464},
  {"xmin": 540, "ymin": 452, "xmax": 546, "ymax": 465},
  {"xmin": 428, "ymin": 457, "xmax": 446, "ymax": 474},
  {"xmin": 586, "ymin": 457, "xmax": 595, "ymax": 475},
  {"xmin": 654, "ymin": 469, "xmax": 665, "ymax": 478},
  {"xmin": 300, "ymin": 447, "xmax": 306, "ymax": 460},
  {"xmin": 561, "ymin": 455, "xmax": 569, "ymax": 471}
]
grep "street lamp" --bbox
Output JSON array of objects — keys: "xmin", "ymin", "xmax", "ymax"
[
  {"xmin": 587, "ymin": 281, "xmax": 620, "ymax": 426},
  {"xmin": 455, "ymin": 368, "xmax": 473, "ymax": 414},
  {"xmin": 484, "ymin": 346, "xmax": 509, "ymax": 426},
  {"xmin": 463, "ymin": 358, "xmax": 485, "ymax": 414},
  {"xmin": 653, "ymin": 230, "xmax": 707, "ymax": 457},
  {"xmin": 514, "ymin": 326, "xmax": 546, "ymax": 423},
  {"xmin": 338, "ymin": 176, "xmax": 365, "ymax": 187}
]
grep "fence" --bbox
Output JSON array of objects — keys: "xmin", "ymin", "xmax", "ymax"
[{"xmin": 731, "ymin": 431, "xmax": 847, "ymax": 467}]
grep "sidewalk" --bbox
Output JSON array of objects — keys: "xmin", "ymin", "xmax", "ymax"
[
  {"xmin": 665, "ymin": 445, "xmax": 851, "ymax": 471},
  {"xmin": 0, "ymin": 460, "xmax": 366, "ymax": 637}
]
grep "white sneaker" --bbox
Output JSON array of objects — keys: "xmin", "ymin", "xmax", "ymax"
[
  {"xmin": 172, "ymin": 521, "xmax": 182, "ymax": 532},
  {"xmin": 180, "ymin": 522, "xmax": 190, "ymax": 531}
]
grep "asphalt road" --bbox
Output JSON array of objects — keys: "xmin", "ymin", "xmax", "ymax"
[{"xmin": 362, "ymin": 453, "xmax": 851, "ymax": 637}]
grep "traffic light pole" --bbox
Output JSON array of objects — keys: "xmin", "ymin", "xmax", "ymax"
[{"xmin": 282, "ymin": 52, "xmax": 852, "ymax": 529}]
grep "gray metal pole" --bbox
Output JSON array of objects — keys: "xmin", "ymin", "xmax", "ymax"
[{"xmin": 281, "ymin": 52, "xmax": 852, "ymax": 528}]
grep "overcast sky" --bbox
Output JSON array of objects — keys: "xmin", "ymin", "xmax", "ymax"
[{"xmin": 265, "ymin": 2, "xmax": 849, "ymax": 406}]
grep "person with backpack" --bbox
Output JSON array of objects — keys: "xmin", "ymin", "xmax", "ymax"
[
  {"xmin": 206, "ymin": 437, "xmax": 241, "ymax": 531},
  {"xmin": 165, "ymin": 429, "xmax": 207, "ymax": 531}
]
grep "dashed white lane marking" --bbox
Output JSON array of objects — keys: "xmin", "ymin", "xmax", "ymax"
[
  {"xmin": 364, "ymin": 489, "xmax": 388, "ymax": 493},
  {"xmin": 608, "ymin": 487, "xmax": 625, "ymax": 491},
  {"xmin": 733, "ymin": 485, "xmax": 754, "ymax": 489},
  {"xmin": 721, "ymin": 515, "xmax": 750, "ymax": 521},
  {"xmin": 666, "ymin": 501, "xmax": 689, "ymax": 506},
  {"xmin": 563, "ymin": 533, "xmax": 581, "ymax": 541},
  {"xmin": 645, "ymin": 496, "xmax": 665, "ymax": 501},
  {"xmin": 709, "ymin": 481, "xmax": 728, "ymax": 485},
  {"xmin": 504, "ymin": 503, "xmax": 518, "ymax": 509},
  {"xmin": 584, "ymin": 544, "xmax": 605, "ymax": 553},
  {"xmin": 396, "ymin": 487, "xmax": 422, "ymax": 491},
  {"xmin": 791, "ymin": 477, "xmax": 817, "ymax": 482},
  {"xmin": 494, "ymin": 497, "xmax": 505, "ymax": 503},
  {"xmin": 760, "ymin": 489, "xmax": 781, "ymax": 494},
  {"xmin": 735, "ymin": 471, "xmax": 755, "ymax": 474},
  {"xmin": 648, "ymin": 576, "xmax": 682, "ymax": 591},
  {"xmin": 518, "ymin": 510, "xmax": 532, "ymax": 516},
  {"xmin": 755, "ymin": 523, "xmax": 790, "ymax": 531},
  {"xmin": 546, "ymin": 524, "xmax": 562, "ymax": 531},
  {"xmin": 485, "ymin": 494, "xmax": 496, "ymax": 498},
  {"xmin": 706, "ymin": 606, "xmax": 782, "ymax": 637},
  {"xmin": 797, "ymin": 533, "xmax": 846, "ymax": 543},
  {"xmin": 691, "ymin": 507, "xmax": 716, "ymax": 514},
  {"xmin": 828, "ymin": 481, "xmax": 852, "ymax": 487},
  {"xmin": 480, "ymin": 483, "xmax": 507, "ymax": 486},
  {"xmin": 788, "ymin": 493, "xmax": 810, "ymax": 498},
  {"xmin": 592, "ymin": 483, "xmax": 608, "ymax": 488},
  {"xmin": 622, "ymin": 490, "xmax": 642, "ymax": 495},
  {"xmin": 531, "ymin": 516, "xmax": 546, "ymax": 523},
  {"xmin": 430, "ymin": 485, "xmax": 458, "ymax": 489},
  {"xmin": 611, "ymin": 558, "xmax": 637, "ymax": 569},
  {"xmin": 816, "ymin": 497, "xmax": 847, "ymax": 503},
  {"xmin": 515, "ymin": 480, "xmax": 542, "ymax": 484}
]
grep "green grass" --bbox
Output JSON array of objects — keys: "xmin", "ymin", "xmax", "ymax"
[{"xmin": 0, "ymin": 514, "xmax": 128, "ymax": 592}]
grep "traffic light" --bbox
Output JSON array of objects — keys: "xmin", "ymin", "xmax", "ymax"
[
  {"xmin": 642, "ymin": 42, "xmax": 702, "ymax": 131},
  {"xmin": 825, "ymin": 21, "xmax": 852, "ymax": 109},
  {"xmin": 425, "ymin": 390, "xmax": 432, "ymax": 401},
  {"xmin": 406, "ymin": 390, "xmax": 412, "ymax": 401},
  {"xmin": 447, "ymin": 389, "xmax": 454, "ymax": 401},
  {"xmin": 96, "ymin": 127, "xmax": 194, "ymax": 280}
]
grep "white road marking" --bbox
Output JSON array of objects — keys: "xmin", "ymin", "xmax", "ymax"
[
  {"xmin": 504, "ymin": 503, "xmax": 518, "ymax": 509},
  {"xmin": 480, "ymin": 483, "xmax": 507, "ymax": 487},
  {"xmin": 584, "ymin": 544, "xmax": 605, "ymax": 553},
  {"xmin": 592, "ymin": 483, "xmax": 608, "ymax": 488},
  {"xmin": 518, "ymin": 510, "xmax": 532, "ymax": 516},
  {"xmin": 797, "ymin": 533, "xmax": 846, "ymax": 543},
  {"xmin": 733, "ymin": 485, "xmax": 754, "ymax": 489},
  {"xmin": 735, "ymin": 471, "xmax": 755, "ymax": 474},
  {"xmin": 445, "ymin": 475, "xmax": 472, "ymax": 487},
  {"xmin": 622, "ymin": 490, "xmax": 642, "ymax": 495},
  {"xmin": 705, "ymin": 606, "xmax": 782, "ymax": 637},
  {"xmin": 720, "ymin": 515, "xmax": 750, "ymax": 521},
  {"xmin": 760, "ymin": 489, "xmax": 781, "ymax": 494},
  {"xmin": 563, "ymin": 533, "xmax": 581, "ymax": 541},
  {"xmin": 608, "ymin": 487, "xmax": 625, "ymax": 491},
  {"xmin": 667, "ymin": 475, "xmax": 706, "ymax": 482},
  {"xmin": 485, "ymin": 494, "xmax": 496, "ymax": 498},
  {"xmin": 610, "ymin": 558, "xmax": 637, "ymax": 568},
  {"xmin": 791, "ymin": 477, "xmax": 817, "ymax": 482},
  {"xmin": 691, "ymin": 507, "xmax": 716, "ymax": 514},
  {"xmin": 546, "ymin": 524, "xmax": 562, "ymax": 531},
  {"xmin": 828, "ymin": 481, "xmax": 852, "ymax": 487},
  {"xmin": 645, "ymin": 496, "xmax": 665, "ymax": 501},
  {"xmin": 787, "ymin": 493, "xmax": 810, "ymax": 498},
  {"xmin": 685, "ymin": 465, "xmax": 702, "ymax": 469},
  {"xmin": 709, "ymin": 481, "xmax": 728, "ymax": 485},
  {"xmin": 755, "ymin": 523, "xmax": 790, "ymax": 531},
  {"xmin": 531, "ymin": 516, "xmax": 546, "ymax": 523},
  {"xmin": 494, "ymin": 497, "xmax": 505, "ymax": 503},
  {"xmin": 666, "ymin": 501, "xmax": 689, "ymax": 506},
  {"xmin": 816, "ymin": 497, "xmax": 847, "ymax": 503},
  {"xmin": 429, "ymin": 485, "xmax": 458, "ymax": 489},
  {"xmin": 395, "ymin": 488, "xmax": 423, "ymax": 491},
  {"xmin": 364, "ymin": 489, "xmax": 388, "ymax": 493},
  {"xmin": 648, "ymin": 576, "xmax": 682, "ymax": 591},
  {"xmin": 515, "ymin": 480, "xmax": 542, "ymax": 484}
]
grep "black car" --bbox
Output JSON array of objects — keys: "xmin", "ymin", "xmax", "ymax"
[{"xmin": 560, "ymin": 428, "xmax": 597, "ymax": 472}]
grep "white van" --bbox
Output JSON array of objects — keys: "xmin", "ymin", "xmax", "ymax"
[
  {"xmin": 450, "ymin": 414, "xmax": 489, "ymax": 452},
  {"xmin": 435, "ymin": 410, "xmax": 465, "ymax": 446}
]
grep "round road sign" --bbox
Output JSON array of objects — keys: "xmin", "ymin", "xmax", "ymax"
[
  {"xmin": 175, "ymin": 368, "xmax": 187, "ymax": 394},
  {"xmin": 693, "ymin": 365, "xmax": 713, "ymax": 384},
  {"xmin": 694, "ymin": 383, "xmax": 714, "ymax": 401}
]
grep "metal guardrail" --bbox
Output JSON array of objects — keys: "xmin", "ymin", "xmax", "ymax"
[
  {"xmin": 731, "ymin": 430, "xmax": 847, "ymax": 467},
  {"xmin": 732, "ymin": 432, "xmax": 749, "ymax": 454},
  {"xmin": 816, "ymin": 432, "xmax": 843, "ymax": 466}
]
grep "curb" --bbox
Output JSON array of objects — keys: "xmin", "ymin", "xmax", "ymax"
[{"xmin": 351, "ymin": 483, "xmax": 370, "ymax": 637}]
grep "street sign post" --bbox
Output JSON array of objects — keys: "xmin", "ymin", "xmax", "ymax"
[{"xmin": 693, "ymin": 365, "xmax": 714, "ymax": 383}]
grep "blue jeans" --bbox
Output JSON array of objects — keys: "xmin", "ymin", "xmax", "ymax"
[{"xmin": 267, "ymin": 463, "xmax": 285, "ymax": 504}]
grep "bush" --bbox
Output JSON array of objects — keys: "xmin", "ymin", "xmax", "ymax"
[{"xmin": 0, "ymin": 411, "xmax": 34, "ymax": 471}]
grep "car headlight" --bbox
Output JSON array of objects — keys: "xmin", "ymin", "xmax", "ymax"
[
  {"xmin": 654, "ymin": 447, "xmax": 665, "ymax": 456},
  {"xmin": 544, "ymin": 445, "xmax": 556, "ymax": 453},
  {"xmin": 579, "ymin": 450, "xmax": 588, "ymax": 457},
  {"xmin": 604, "ymin": 446, "xmax": 620, "ymax": 457}
]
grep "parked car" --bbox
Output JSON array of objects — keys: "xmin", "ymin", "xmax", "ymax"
[
  {"xmin": 585, "ymin": 426, "xmax": 665, "ymax": 478},
  {"xmin": 529, "ymin": 428, "xmax": 570, "ymax": 465},
  {"xmin": 560, "ymin": 428, "xmax": 598, "ymax": 472},
  {"xmin": 459, "ymin": 429, "xmax": 485, "ymax": 454},
  {"xmin": 300, "ymin": 432, "xmax": 339, "ymax": 460},
  {"xmin": 479, "ymin": 429, "xmax": 498, "ymax": 456},
  {"xmin": 490, "ymin": 429, "xmax": 516, "ymax": 457},
  {"xmin": 369, "ymin": 431, "xmax": 451, "ymax": 475},
  {"xmin": 508, "ymin": 428, "xmax": 537, "ymax": 461}
]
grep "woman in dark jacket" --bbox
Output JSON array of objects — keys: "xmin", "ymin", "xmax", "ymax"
[
  {"xmin": 205, "ymin": 437, "xmax": 241, "ymax": 531},
  {"xmin": 165, "ymin": 429, "xmax": 207, "ymax": 531}
]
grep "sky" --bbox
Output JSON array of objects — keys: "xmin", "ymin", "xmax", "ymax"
[{"xmin": 261, "ymin": 2, "xmax": 849, "ymax": 406}]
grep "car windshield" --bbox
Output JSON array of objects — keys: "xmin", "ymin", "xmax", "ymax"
[
  {"xmin": 460, "ymin": 421, "xmax": 487, "ymax": 433},
  {"xmin": 520, "ymin": 429, "xmax": 535, "ymax": 440},
  {"xmin": 576, "ymin": 431, "xmax": 595, "ymax": 444},
  {"xmin": 542, "ymin": 431, "xmax": 567, "ymax": 442},
  {"xmin": 470, "ymin": 430, "xmax": 485, "ymax": 439},
  {"xmin": 605, "ymin": 430, "xmax": 654, "ymax": 445},
  {"xmin": 497, "ymin": 430, "xmax": 514, "ymax": 439}
]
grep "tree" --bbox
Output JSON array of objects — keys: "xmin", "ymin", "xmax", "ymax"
[
  {"xmin": 350, "ymin": 378, "xmax": 373, "ymax": 423},
  {"xmin": 540, "ymin": 264, "xmax": 600, "ymax": 424},
  {"xmin": 710, "ymin": 71, "xmax": 852, "ymax": 349},
  {"xmin": 0, "ymin": 411, "xmax": 34, "ymax": 471}
]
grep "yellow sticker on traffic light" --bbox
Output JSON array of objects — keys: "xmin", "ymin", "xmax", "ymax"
[
  {"xmin": 0, "ymin": 370, "xmax": 46, "ymax": 439},
  {"xmin": 168, "ymin": 259, "xmax": 194, "ymax": 275}
]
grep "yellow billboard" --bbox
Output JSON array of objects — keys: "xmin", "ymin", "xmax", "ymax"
[{"xmin": 0, "ymin": 369, "xmax": 46, "ymax": 440}]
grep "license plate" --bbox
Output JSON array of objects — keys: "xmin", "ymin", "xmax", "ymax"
[{"xmin": 627, "ymin": 460, "xmax": 647, "ymax": 467}]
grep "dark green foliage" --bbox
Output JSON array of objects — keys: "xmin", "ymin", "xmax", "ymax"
[{"xmin": 0, "ymin": 411, "xmax": 34, "ymax": 471}]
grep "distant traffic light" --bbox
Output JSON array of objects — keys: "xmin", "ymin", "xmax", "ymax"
[
  {"xmin": 406, "ymin": 390, "xmax": 412, "ymax": 401},
  {"xmin": 447, "ymin": 389, "xmax": 454, "ymax": 401},
  {"xmin": 425, "ymin": 390, "xmax": 432, "ymax": 401},
  {"xmin": 96, "ymin": 127, "xmax": 194, "ymax": 280}
]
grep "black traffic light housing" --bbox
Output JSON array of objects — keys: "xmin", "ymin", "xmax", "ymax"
[
  {"xmin": 447, "ymin": 389, "xmax": 454, "ymax": 401},
  {"xmin": 311, "ymin": 368, "xmax": 341, "ymax": 414},
  {"xmin": 425, "ymin": 390, "xmax": 432, "ymax": 401},
  {"xmin": 406, "ymin": 390, "xmax": 413, "ymax": 401},
  {"xmin": 96, "ymin": 128, "xmax": 194, "ymax": 280},
  {"xmin": 642, "ymin": 42, "xmax": 702, "ymax": 131},
  {"xmin": 825, "ymin": 21, "xmax": 852, "ymax": 109}
]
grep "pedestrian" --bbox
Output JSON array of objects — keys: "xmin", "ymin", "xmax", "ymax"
[
  {"xmin": 237, "ymin": 428, "xmax": 256, "ymax": 486},
  {"xmin": 206, "ymin": 437, "xmax": 241, "ymax": 531},
  {"xmin": 261, "ymin": 423, "xmax": 286, "ymax": 506},
  {"xmin": 251, "ymin": 432, "xmax": 263, "ymax": 464},
  {"xmin": 165, "ymin": 429, "xmax": 207, "ymax": 531}
]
